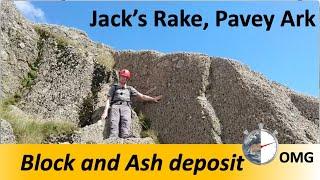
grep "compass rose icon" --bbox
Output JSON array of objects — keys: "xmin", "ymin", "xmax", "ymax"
[{"xmin": 242, "ymin": 123, "xmax": 278, "ymax": 165}]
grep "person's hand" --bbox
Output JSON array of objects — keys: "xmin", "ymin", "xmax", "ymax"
[
  {"xmin": 101, "ymin": 113, "xmax": 108, "ymax": 120},
  {"xmin": 153, "ymin": 95, "xmax": 163, "ymax": 103}
]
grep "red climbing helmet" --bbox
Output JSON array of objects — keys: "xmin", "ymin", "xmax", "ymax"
[{"xmin": 119, "ymin": 69, "xmax": 131, "ymax": 79}]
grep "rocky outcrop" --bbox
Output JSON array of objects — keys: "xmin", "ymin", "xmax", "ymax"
[
  {"xmin": 207, "ymin": 58, "xmax": 319, "ymax": 143},
  {"xmin": 114, "ymin": 51, "xmax": 319, "ymax": 144},
  {"xmin": 0, "ymin": 119, "xmax": 16, "ymax": 144},
  {"xmin": 0, "ymin": 0, "xmax": 39, "ymax": 99},
  {"xmin": 0, "ymin": 0, "xmax": 318, "ymax": 144},
  {"xmin": 114, "ymin": 51, "xmax": 223, "ymax": 144},
  {"xmin": 0, "ymin": 0, "xmax": 115, "ymax": 126},
  {"xmin": 289, "ymin": 92, "xmax": 319, "ymax": 127},
  {"xmin": 18, "ymin": 24, "xmax": 114, "ymax": 125}
]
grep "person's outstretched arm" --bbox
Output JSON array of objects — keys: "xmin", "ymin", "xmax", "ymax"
[
  {"xmin": 101, "ymin": 97, "xmax": 111, "ymax": 119},
  {"xmin": 136, "ymin": 93, "xmax": 162, "ymax": 103}
]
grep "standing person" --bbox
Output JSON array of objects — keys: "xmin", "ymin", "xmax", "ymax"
[{"xmin": 101, "ymin": 69, "xmax": 162, "ymax": 138}]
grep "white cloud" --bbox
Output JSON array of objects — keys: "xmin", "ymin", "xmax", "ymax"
[{"xmin": 14, "ymin": 1, "xmax": 46, "ymax": 23}]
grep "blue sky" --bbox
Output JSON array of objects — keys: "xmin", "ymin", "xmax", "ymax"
[{"xmin": 15, "ymin": 1, "xmax": 319, "ymax": 97}]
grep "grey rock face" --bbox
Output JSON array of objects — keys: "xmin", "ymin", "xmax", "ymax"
[
  {"xmin": 73, "ymin": 120, "xmax": 106, "ymax": 144},
  {"xmin": 114, "ymin": 51, "xmax": 319, "ymax": 144},
  {"xmin": 289, "ymin": 92, "xmax": 319, "ymax": 127},
  {"xmin": 0, "ymin": 0, "xmax": 318, "ymax": 144},
  {"xmin": 114, "ymin": 51, "xmax": 222, "ymax": 144},
  {"xmin": 0, "ymin": 0, "xmax": 39, "ymax": 99},
  {"xmin": 207, "ymin": 58, "xmax": 319, "ymax": 144},
  {"xmin": 0, "ymin": 119, "xmax": 16, "ymax": 144},
  {"xmin": 0, "ymin": 0, "xmax": 115, "ymax": 126},
  {"xmin": 17, "ymin": 25, "xmax": 114, "ymax": 125}
]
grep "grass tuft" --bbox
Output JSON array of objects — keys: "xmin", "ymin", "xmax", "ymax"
[
  {"xmin": 96, "ymin": 51, "xmax": 115, "ymax": 70},
  {"xmin": 0, "ymin": 101, "xmax": 77, "ymax": 144},
  {"xmin": 137, "ymin": 112, "xmax": 160, "ymax": 143}
]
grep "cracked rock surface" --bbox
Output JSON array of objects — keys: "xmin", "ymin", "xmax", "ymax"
[{"xmin": 0, "ymin": 0, "xmax": 318, "ymax": 144}]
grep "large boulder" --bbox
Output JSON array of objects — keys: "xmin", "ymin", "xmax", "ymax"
[
  {"xmin": 207, "ymin": 57, "xmax": 319, "ymax": 144},
  {"xmin": 114, "ymin": 51, "xmax": 319, "ymax": 144},
  {"xmin": 114, "ymin": 51, "xmax": 222, "ymax": 144},
  {"xmin": 0, "ymin": 119, "xmax": 16, "ymax": 144}
]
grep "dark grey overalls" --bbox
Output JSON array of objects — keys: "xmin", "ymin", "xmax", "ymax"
[{"xmin": 107, "ymin": 84, "xmax": 139, "ymax": 138}]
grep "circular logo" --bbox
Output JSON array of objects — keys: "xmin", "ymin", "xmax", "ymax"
[{"xmin": 242, "ymin": 124, "xmax": 278, "ymax": 165}]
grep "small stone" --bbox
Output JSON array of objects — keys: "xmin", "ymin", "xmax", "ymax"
[{"xmin": 18, "ymin": 42, "xmax": 25, "ymax": 48}]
